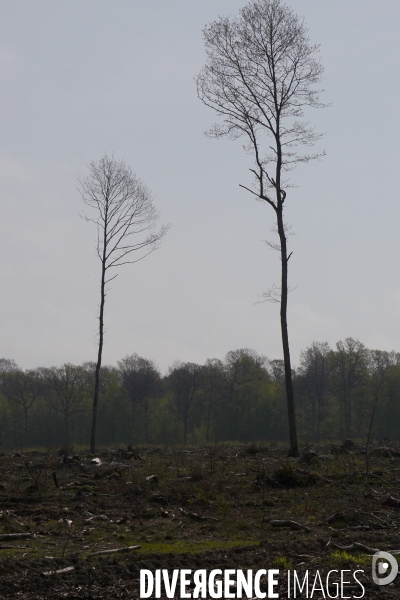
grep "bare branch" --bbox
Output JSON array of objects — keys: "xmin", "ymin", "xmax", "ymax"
[
  {"xmin": 239, "ymin": 184, "xmax": 277, "ymax": 211},
  {"xmin": 256, "ymin": 282, "xmax": 297, "ymax": 303},
  {"xmin": 256, "ymin": 284, "xmax": 281, "ymax": 304},
  {"xmin": 104, "ymin": 273, "xmax": 118, "ymax": 285}
]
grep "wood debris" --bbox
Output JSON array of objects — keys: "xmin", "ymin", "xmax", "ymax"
[
  {"xmin": 380, "ymin": 493, "xmax": 400, "ymax": 508},
  {"xmin": 87, "ymin": 544, "xmax": 141, "ymax": 557},
  {"xmin": 178, "ymin": 508, "xmax": 220, "ymax": 521},
  {"xmin": 331, "ymin": 541, "xmax": 379, "ymax": 554},
  {"xmin": 270, "ymin": 519, "xmax": 311, "ymax": 532},
  {"xmin": 43, "ymin": 566, "xmax": 75, "ymax": 576},
  {"xmin": 0, "ymin": 533, "xmax": 32, "ymax": 540}
]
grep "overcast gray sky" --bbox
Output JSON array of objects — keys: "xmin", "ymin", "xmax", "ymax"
[{"xmin": 1, "ymin": 0, "xmax": 399, "ymax": 373}]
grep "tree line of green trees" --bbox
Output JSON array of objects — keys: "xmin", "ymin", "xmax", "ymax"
[{"xmin": 1, "ymin": 338, "xmax": 399, "ymax": 450}]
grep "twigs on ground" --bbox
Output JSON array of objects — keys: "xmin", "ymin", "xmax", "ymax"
[{"xmin": 87, "ymin": 545, "xmax": 141, "ymax": 557}]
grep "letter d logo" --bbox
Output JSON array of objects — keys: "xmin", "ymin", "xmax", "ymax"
[{"xmin": 372, "ymin": 551, "xmax": 398, "ymax": 586}]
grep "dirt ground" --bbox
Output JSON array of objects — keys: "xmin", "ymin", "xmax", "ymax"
[{"xmin": 1, "ymin": 442, "xmax": 400, "ymax": 598}]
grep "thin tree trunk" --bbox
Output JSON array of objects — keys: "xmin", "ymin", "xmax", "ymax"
[
  {"xmin": 274, "ymin": 124, "xmax": 299, "ymax": 457},
  {"xmin": 277, "ymin": 204, "xmax": 299, "ymax": 457},
  {"xmin": 90, "ymin": 232, "xmax": 107, "ymax": 453}
]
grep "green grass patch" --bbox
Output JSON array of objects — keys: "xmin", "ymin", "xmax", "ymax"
[
  {"xmin": 273, "ymin": 556, "xmax": 292, "ymax": 570},
  {"xmin": 329, "ymin": 550, "xmax": 371, "ymax": 567}
]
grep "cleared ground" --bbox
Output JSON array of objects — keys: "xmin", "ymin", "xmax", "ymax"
[{"xmin": 0, "ymin": 442, "xmax": 399, "ymax": 598}]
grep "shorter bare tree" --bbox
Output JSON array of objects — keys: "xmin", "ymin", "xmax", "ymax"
[{"xmin": 80, "ymin": 155, "xmax": 169, "ymax": 453}]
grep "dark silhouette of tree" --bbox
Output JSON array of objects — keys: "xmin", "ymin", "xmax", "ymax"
[
  {"xmin": 42, "ymin": 364, "xmax": 89, "ymax": 450},
  {"xmin": 118, "ymin": 354, "xmax": 161, "ymax": 443},
  {"xmin": 168, "ymin": 362, "xmax": 202, "ymax": 444},
  {"xmin": 218, "ymin": 349, "xmax": 268, "ymax": 441},
  {"xmin": 201, "ymin": 358, "xmax": 224, "ymax": 442},
  {"xmin": 363, "ymin": 350, "xmax": 400, "ymax": 450},
  {"xmin": 297, "ymin": 342, "xmax": 331, "ymax": 441},
  {"xmin": 0, "ymin": 359, "xmax": 19, "ymax": 446},
  {"xmin": 197, "ymin": 0, "xmax": 326, "ymax": 456},
  {"xmin": 0, "ymin": 358, "xmax": 18, "ymax": 391},
  {"xmin": 378, "ymin": 353, "xmax": 400, "ymax": 441},
  {"xmin": 79, "ymin": 154, "xmax": 169, "ymax": 452},
  {"xmin": 6, "ymin": 369, "xmax": 40, "ymax": 445},
  {"xmin": 269, "ymin": 359, "xmax": 285, "ymax": 384},
  {"xmin": 330, "ymin": 338, "xmax": 367, "ymax": 438}
]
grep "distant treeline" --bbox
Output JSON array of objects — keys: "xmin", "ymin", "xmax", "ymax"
[{"xmin": 0, "ymin": 338, "xmax": 399, "ymax": 449}]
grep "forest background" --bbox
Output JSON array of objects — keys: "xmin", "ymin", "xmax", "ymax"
[{"xmin": 1, "ymin": 338, "xmax": 399, "ymax": 449}]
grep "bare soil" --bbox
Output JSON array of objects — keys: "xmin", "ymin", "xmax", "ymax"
[{"xmin": 1, "ymin": 443, "xmax": 400, "ymax": 598}]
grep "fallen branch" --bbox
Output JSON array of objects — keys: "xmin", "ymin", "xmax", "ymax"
[
  {"xmin": 178, "ymin": 508, "xmax": 220, "ymax": 522},
  {"xmin": 270, "ymin": 520, "xmax": 311, "ymax": 532},
  {"xmin": 0, "ymin": 533, "xmax": 32, "ymax": 540},
  {"xmin": 43, "ymin": 566, "xmax": 75, "ymax": 576},
  {"xmin": 381, "ymin": 493, "xmax": 400, "ymax": 508},
  {"xmin": 87, "ymin": 544, "xmax": 141, "ymax": 557},
  {"xmin": 331, "ymin": 542, "xmax": 379, "ymax": 554},
  {"xmin": 347, "ymin": 524, "xmax": 395, "ymax": 531}
]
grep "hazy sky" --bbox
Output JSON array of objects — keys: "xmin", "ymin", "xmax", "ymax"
[{"xmin": 1, "ymin": 0, "xmax": 400, "ymax": 374}]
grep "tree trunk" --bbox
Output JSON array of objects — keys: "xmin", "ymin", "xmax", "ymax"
[
  {"xmin": 90, "ymin": 254, "xmax": 106, "ymax": 453},
  {"xmin": 277, "ymin": 205, "xmax": 299, "ymax": 457}
]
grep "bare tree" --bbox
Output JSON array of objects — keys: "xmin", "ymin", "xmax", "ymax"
[
  {"xmin": 196, "ymin": 0, "xmax": 326, "ymax": 456},
  {"xmin": 80, "ymin": 154, "xmax": 169, "ymax": 452}
]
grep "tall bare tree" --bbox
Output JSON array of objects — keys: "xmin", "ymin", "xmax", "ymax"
[
  {"xmin": 196, "ymin": 0, "xmax": 326, "ymax": 456},
  {"xmin": 80, "ymin": 155, "xmax": 169, "ymax": 452}
]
